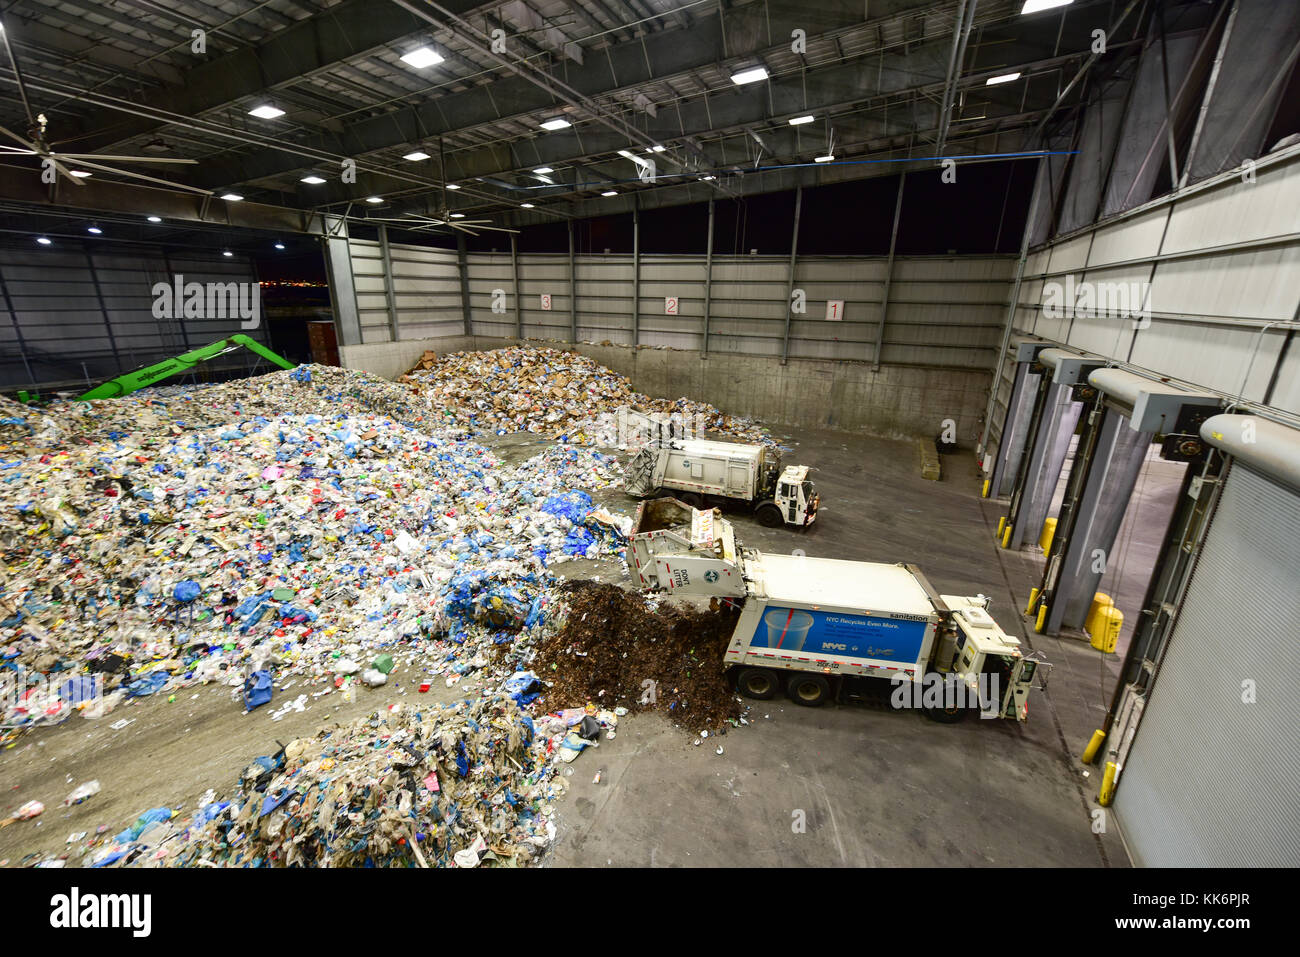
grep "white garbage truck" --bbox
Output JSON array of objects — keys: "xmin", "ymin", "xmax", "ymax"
[
  {"xmin": 626, "ymin": 498, "xmax": 1047, "ymax": 722},
  {"xmin": 623, "ymin": 437, "xmax": 819, "ymax": 528}
]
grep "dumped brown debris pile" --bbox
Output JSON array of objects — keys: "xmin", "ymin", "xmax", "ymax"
[
  {"xmin": 402, "ymin": 346, "xmax": 769, "ymax": 445},
  {"xmin": 534, "ymin": 581, "xmax": 742, "ymax": 729}
]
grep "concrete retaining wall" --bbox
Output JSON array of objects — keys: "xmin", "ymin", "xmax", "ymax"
[{"xmin": 340, "ymin": 335, "xmax": 989, "ymax": 445}]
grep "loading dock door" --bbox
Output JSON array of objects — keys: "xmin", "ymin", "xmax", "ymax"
[{"xmin": 1113, "ymin": 463, "xmax": 1300, "ymax": 866}]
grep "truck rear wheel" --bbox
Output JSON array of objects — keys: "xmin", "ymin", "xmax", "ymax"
[
  {"xmin": 922, "ymin": 702, "xmax": 967, "ymax": 723},
  {"xmin": 786, "ymin": 673, "xmax": 830, "ymax": 707},
  {"xmin": 736, "ymin": 668, "xmax": 781, "ymax": 700},
  {"xmin": 755, "ymin": 503, "xmax": 783, "ymax": 527}
]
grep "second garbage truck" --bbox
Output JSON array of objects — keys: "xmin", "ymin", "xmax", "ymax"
[{"xmin": 623, "ymin": 437, "xmax": 819, "ymax": 528}]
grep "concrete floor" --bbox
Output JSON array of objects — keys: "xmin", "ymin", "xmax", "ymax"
[{"xmin": 0, "ymin": 425, "xmax": 1131, "ymax": 868}]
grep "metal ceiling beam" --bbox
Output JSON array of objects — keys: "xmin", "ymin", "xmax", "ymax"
[
  {"xmin": 294, "ymin": 38, "xmax": 1080, "ymax": 210},
  {"xmin": 0, "ymin": 170, "xmax": 327, "ymax": 235},
  {"xmin": 63, "ymin": 0, "xmax": 489, "ymax": 153},
  {"xmin": 190, "ymin": 0, "xmax": 915, "ymax": 188}
]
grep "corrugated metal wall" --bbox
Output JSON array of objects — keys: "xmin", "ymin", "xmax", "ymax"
[
  {"xmin": 1011, "ymin": 147, "xmax": 1300, "ymax": 417},
  {"xmin": 348, "ymin": 237, "xmax": 462, "ymax": 344},
  {"xmin": 362, "ymin": 246, "xmax": 1015, "ymax": 370},
  {"xmin": 0, "ymin": 242, "xmax": 261, "ymax": 390}
]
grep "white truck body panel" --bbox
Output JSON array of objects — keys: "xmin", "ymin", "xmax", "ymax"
[
  {"xmin": 651, "ymin": 439, "xmax": 764, "ymax": 499},
  {"xmin": 723, "ymin": 557, "xmax": 940, "ymax": 682}
]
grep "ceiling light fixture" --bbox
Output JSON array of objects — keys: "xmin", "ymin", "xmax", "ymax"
[
  {"xmin": 69, "ymin": 170, "xmax": 91, "ymax": 178},
  {"xmin": 986, "ymin": 72, "xmax": 1022, "ymax": 85},
  {"xmin": 1020, "ymin": 0, "xmax": 1073, "ymax": 14},
  {"xmin": 533, "ymin": 167, "xmax": 554, "ymax": 174},
  {"xmin": 520, "ymin": 203, "xmax": 535, "ymax": 208},
  {"xmin": 147, "ymin": 215, "xmax": 162, "ymax": 223},
  {"xmin": 814, "ymin": 154, "xmax": 835, "ymax": 163},
  {"xmin": 403, "ymin": 151, "xmax": 431, "ymax": 161},
  {"xmin": 275, "ymin": 243, "xmax": 286, "ymax": 250},
  {"xmin": 36, "ymin": 237, "xmax": 51, "ymax": 245},
  {"xmin": 300, "ymin": 175, "xmax": 326, "ymax": 184},
  {"xmin": 649, "ymin": 145, "xmax": 666, "ymax": 152},
  {"xmin": 222, "ymin": 250, "xmax": 233, "ymax": 257},
  {"xmin": 449, "ymin": 213, "xmax": 465, "ymax": 218},
  {"xmin": 730, "ymin": 65, "xmax": 769, "ymax": 85},
  {"xmin": 399, "ymin": 47, "xmax": 444, "ymax": 69},
  {"xmin": 87, "ymin": 226, "xmax": 102, "ymax": 234},
  {"xmin": 601, "ymin": 190, "xmax": 618, "ymax": 197},
  {"xmin": 248, "ymin": 105, "xmax": 285, "ymax": 119},
  {"xmin": 220, "ymin": 193, "xmax": 244, "ymax": 201},
  {"xmin": 365, "ymin": 196, "xmax": 383, "ymax": 204},
  {"xmin": 540, "ymin": 117, "xmax": 571, "ymax": 131},
  {"xmin": 788, "ymin": 115, "xmax": 815, "ymax": 125},
  {"xmin": 445, "ymin": 183, "xmax": 461, "ymax": 190}
]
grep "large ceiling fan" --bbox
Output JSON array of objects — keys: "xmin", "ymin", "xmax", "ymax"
[
  {"xmin": 362, "ymin": 136, "xmax": 518, "ymax": 236},
  {"xmin": 0, "ymin": 18, "xmax": 207, "ymax": 194},
  {"xmin": 362, "ymin": 209, "xmax": 519, "ymax": 237}
]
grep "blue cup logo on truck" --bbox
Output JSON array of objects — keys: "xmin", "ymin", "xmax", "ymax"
[{"xmin": 751, "ymin": 607, "xmax": 927, "ymax": 662}]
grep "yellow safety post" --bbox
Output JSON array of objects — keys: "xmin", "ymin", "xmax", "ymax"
[
  {"xmin": 1098, "ymin": 761, "xmax": 1118, "ymax": 806},
  {"xmin": 1000, "ymin": 525, "xmax": 1013, "ymax": 549},
  {"xmin": 1038, "ymin": 517, "xmax": 1057, "ymax": 553},
  {"xmin": 1035, "ymin": 604, "xmax": 1048, "ymax": 633},
  {"xmin": 1090, "ymin": 606, "xmax": 1123, "ymax": 653},
  {"xmin": 1082, "ymin": 730, "xmax": 1106, "ymax": 764},
  {"xmin": 1085, "ymin": 593, "xmax": 1115, "ymax": 637},
  {"xmin": 982, "ymin": 478, "xmax": 991, "ymax": 498},
  {"xmin": 996, "ymin": 516, "xmax": 1007, "ymax": 539},
  {"xmin": 1025, "ymin": 587, "xmax": 1040, "ymax": 615}
]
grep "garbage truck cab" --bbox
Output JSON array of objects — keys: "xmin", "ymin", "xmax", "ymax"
[
  {"xmin": 931, "ymin": 595, "xmax": 1046, "ymax": 721},
  {"xmin": 771, "ymin": 465, "xmax": 818, "ymax": 528}
]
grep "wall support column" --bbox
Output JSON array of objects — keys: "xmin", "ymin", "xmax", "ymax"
[
  {"xmin": 631, "ymin": 200, "xmax": 640, "ymax": 347},
  {"xmin": 510, "ymin": 233, "xmax": 522, "ymax": 341},
  {"xmin": 874, "ymin": 172, "xmax": 906, "ymax": 371},
  {"xmin": 568, "ymin": 220, "xmax": 577, "ymax": 344},
  {"xmin": 378, "ymin": 224, "xmax": 399, "ymax": 342},
  {"xmin": 702, "ymin": 197, "xmax": 714, "ymax": 359},
  {"xmin": 83, "ymin": 244, "xmax": 124, "ymax": 374},
  {"xmin": 780, "ymin": 185, "xmax": 803, "ymax": 365},
  {"xmin": 455, "ymin": 235, "xmax": 473, "ymax": 337}
]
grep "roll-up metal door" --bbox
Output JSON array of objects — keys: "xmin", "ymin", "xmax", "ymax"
[{"xmin": 1114, "ymin": 463, "xmax": 1300, "ymax": 867}]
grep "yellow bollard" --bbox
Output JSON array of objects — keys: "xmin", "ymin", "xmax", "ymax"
[
  {"xmin": 1038, "ymin": 517, "xmax": 1057, "ymax": 553},
  {"xmin": 1000, "ymin": 525, "xmax": 1013, "ymax": 549},
  {"xmin": 1081, "ymin": 729, "xmax": 1106, "ymax": 764},
  {"xmin": 1090, "ymin": 605, "xmax": 1123, "ymax": 654},
  {"xmin": 1098, "ymin": 761, "xmax": 1118, "ymax": 806},
  {"xmin": 1025, "ymin": 587, "xmax": 1040, "ymax": 615},
  {"xmin": 996, "ymin": 516, "xmax": 1007, "ymax": 539},
  {"xmin": 1035, "ymin": 604, "xmax": 1048, "ymax": 633},
  {"xmin": 1085, "ymin": 593, "xmax": 1115, "ymax": 637},
  {"xmin": 981, "ymin": 478, "xmax": 991, "ymax": 498}
]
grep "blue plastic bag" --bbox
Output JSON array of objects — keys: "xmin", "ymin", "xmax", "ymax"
[{"xmin": 243, "ymin": 669, "xmax": 274, "ymax": 710}]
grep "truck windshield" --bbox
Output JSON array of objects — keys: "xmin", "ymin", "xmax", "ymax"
[{"xmin": 1020, "ymin": 660, "xmax": 1036, "ymax": 682}]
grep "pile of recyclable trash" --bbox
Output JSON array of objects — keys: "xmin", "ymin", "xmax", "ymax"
[
  {"xmin": 0, "ymin": 366, "xmax": 631, "ymax": 740},
  {"xmin": 1, "ymin": 365, "xmax": 430, "ymax": 450},
  {"xmin": 85, "ymin": 695, "xmax": 564, "ymax": 868},
  {"xmin": 403, "ymin": 347, "xmax": 769, "ymax": 444}
]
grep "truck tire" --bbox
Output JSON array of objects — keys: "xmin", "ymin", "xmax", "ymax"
[
  {"xmin": 786, "ymin": 673, "xmax": 830, "ymax": 707},
  {"xmin": 679, "ymin": 492, "xmax": 704, "ymax": 508},
  {"xmin": 736, "ymin": 668, "xmax": 781, "ymax": 700},
  {"xmin": 755, "ymin": 502, "xmax": 783, "ymax": 528},
  {"xmin": 922, "ymin": 701, "xmax": 967, "ymax": 723}
]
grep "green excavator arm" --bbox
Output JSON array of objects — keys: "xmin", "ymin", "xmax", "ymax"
[{"xmin": 78, "ymin": 334, "xmax": 296, "ymax": 400}]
